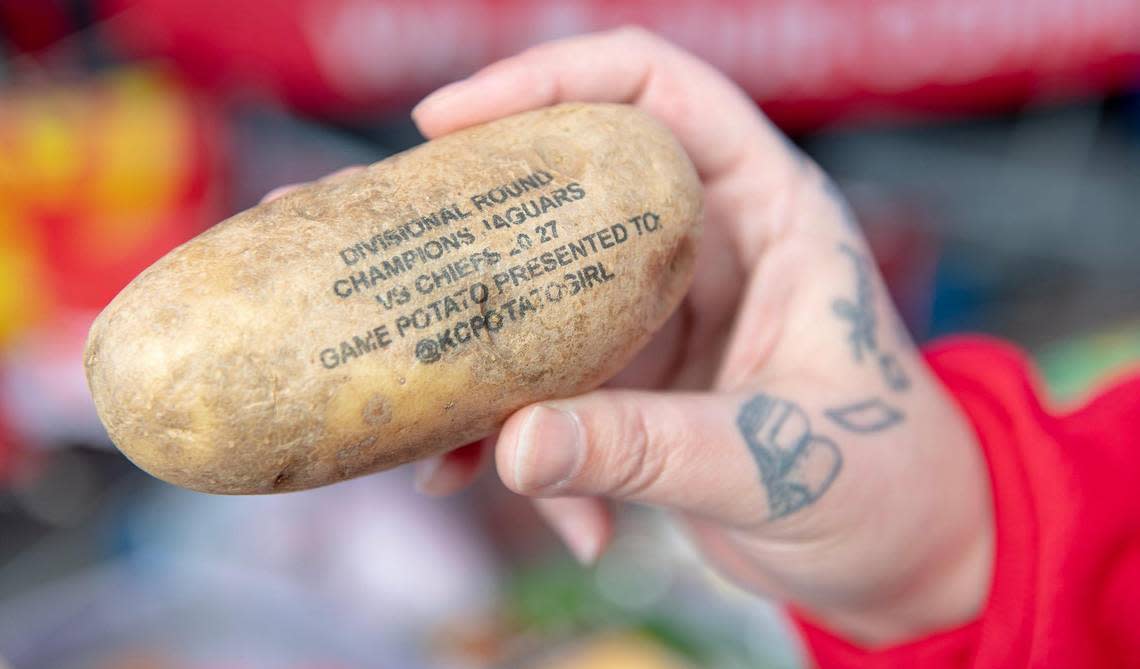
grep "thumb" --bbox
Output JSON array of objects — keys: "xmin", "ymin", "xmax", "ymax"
[{"xmin": 494, "ymin": 389, "xmax": 843, "ymax": 528}]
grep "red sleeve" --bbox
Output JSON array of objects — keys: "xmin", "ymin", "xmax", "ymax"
[{"xmin": 791, "ymin": 336, "xmax": 1140, "ymax": 668}]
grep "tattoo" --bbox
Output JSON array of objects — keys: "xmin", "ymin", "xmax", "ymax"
[
  {"xmin": 832, "ymin": 242, "xmax": 911, "ymax": 392},
  {"xmin": 737, "ymin": 394, "xmax": 842, "ymax": 520},
  {"xmin": 831, "ymin": 243, "xmax": 877, "ymax": 363},
  {"xmin": 825, "ymin": 398, "xmax": 904, "ymax": 433},
  {"xmin": 878, "ymin": 353, "xmax": 911, "ymax": 392}
]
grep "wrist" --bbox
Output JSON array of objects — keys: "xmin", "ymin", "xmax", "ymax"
[
  {"xmin": 817, "ymin": 511, "xmax": 993, "ymax": 646},
  {"xmin": 804, "ymin": 392, "xmax": 995, "ymax": 647}
]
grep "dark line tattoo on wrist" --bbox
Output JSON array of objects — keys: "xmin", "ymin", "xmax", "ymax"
[
  {"xmin": 832, "ymin": 243, "xmax": 877, "ymax": 362},
  {"xmin": 878, "ymin": 353, "xmax": 910, "ymax": 392},
  {"xmin": 832, "ymin": 242, "xmax": 911, "ymax": 392},
  {"xmin": 825, "ymin": 398, "xmax": 904, "ymax": 433},
  {"xmin": 737, "ymin": 394, "xmax": 842, "ymax": 520}
]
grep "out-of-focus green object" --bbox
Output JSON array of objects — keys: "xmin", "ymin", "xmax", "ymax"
[
  {"xmin": 506, "ymin": 562, "xmax": 719, "ymax": 666},
  {"xmin": 1037, "ymin": 321, "xmax": 1140, "ymax": 404}
]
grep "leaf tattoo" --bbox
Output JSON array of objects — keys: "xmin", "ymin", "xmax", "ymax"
[{"xmin": 832, "ymin": 242, "xmax": 911, "ymax": 393}]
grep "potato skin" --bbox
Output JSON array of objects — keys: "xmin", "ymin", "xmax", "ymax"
[{"xmin": 84, "ymin": 103, "xmax": 702, "ymax": 494}]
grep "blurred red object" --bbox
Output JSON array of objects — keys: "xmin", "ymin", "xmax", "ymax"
[
  {"xmin": 0, "ymin": 410, "xmax": 24, "ymax": 484},
  {"xmin": 0, "ymin": 67, "xmax": 223, "ymax": 340},
  {"xmin": 0, "ymin": 0, "xmax": 73, "ymax": 53},
  {"xmin": 0, "ymin": 67, "xmax": 225, "ymax": 455},
  {"xmin": 100, "ymin": 0, "xmax": 1140, "ymax": 129}
]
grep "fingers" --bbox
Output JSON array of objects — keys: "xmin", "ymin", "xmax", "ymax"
[
  {"xmin": 413, "ymin": 437, "xmax": 615, "ymax": 566},
  {"xmin": 412, "ymin": 27, "xmax": 796, "ymax": 186},
  {"xmin": 413, "ymin": 438, "xmax": 492, "ymax": 496},
  {"xmin": 533, "ymin": 496, "xmax": 613, "ymax": 565},
  {"xmin": 494, "ymin": 389, "xmax": 778, "ymax": 528}
]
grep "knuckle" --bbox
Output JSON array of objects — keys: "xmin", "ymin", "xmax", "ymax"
[
  {"xmin": 762, "ymin": 150, "xmax": 827, "ymax": 242},
  {"xmin": 605, "ymin": 401, "xmax": 669, "ymax": 499},
  {"xmin": 516, "ymin": 41, "xmax": 552, "ymax": 62}
]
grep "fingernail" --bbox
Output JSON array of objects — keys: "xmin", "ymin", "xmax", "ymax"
[
  {"xmin": 260, "ymin": 184, "xmax": 299, "ymax": 204},
  {"xmin": 413, "ymin": 456, "xmax": 444, "ymax": 494},
  {"xmin": 412, "ymin": 79, "xmax": 470, "ymax": 115},
  {"xmin": 559, "ymin": 519, "xmax": 604, "ymax": 566},
  {"xmin": 515, "ymin": 406, "xmax": 582, "ymax": 492}
]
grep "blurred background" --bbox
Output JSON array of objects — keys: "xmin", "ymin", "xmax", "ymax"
[{"xmin": 1, "ymin": 1, "xmax": 1139, "ymax": 667}]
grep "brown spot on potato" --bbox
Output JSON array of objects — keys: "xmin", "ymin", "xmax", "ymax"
[
  {"xmin": 292, "ymin": 201, "xmax": 326, "ymax": 221},
  {"xmin": 272, "ymin": 466, "xmax": 293, "ymax": 489},
  {"xmin": 534, "ymin": 135, "xmax": 588, "ymax": 178},
  {"xmin": 362, "ymin": 395, "xmax": 392, "ymax": 426}
]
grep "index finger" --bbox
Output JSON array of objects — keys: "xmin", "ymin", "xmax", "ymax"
[{"xmin": 411, "ymin": 27, "xmax": 795, "ymax": 186}]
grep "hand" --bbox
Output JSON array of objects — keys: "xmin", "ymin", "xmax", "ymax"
[{"xmin": 274, "ymin": 28, "xmax": 994, "ymax": 646}]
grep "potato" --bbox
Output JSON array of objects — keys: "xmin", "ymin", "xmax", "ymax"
[{"xmin": 84, "ymin": 103, "xmax": 702, "ymax": 494}]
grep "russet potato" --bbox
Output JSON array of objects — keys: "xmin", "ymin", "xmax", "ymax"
[{"xmin": 84, "ymin": 103, "xmax": 702, "ymax": 494}]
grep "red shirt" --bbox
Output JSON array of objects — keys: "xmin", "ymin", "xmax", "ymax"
[{"xmin": 795, "ymin": 337, "xmax": 1140, "ymax": 668}]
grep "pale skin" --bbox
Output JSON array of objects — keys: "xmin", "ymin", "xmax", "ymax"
[{"xmin": 266, "ymin": 28, "xmax": 994, "ymax": 647}]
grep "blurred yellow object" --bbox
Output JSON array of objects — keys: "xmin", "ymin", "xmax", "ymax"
[
  {"xmin": 0, "ymin": 68, "xmax": 189, "ymax": 251},
  {"xmin": 4, "ymin": 96, "xmax": 86, "ymax": 206},
  {"xmin": 0, "ymin": 67, "xmax": 217, "ymax": 348},
  {"xmin": 0, "ymin": 207, "xmax": 46, "ymax": 346},
  {"xmin": 84, "ymin": 70, "xmax": 189, "ymax": 257},
  {"xmin": 530, "ymin": 633, "xmax": 694, "ymax": 669}
]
